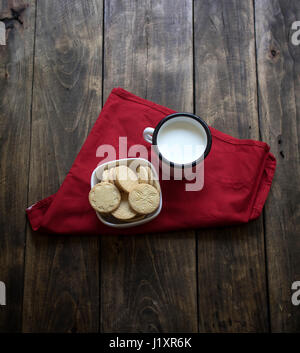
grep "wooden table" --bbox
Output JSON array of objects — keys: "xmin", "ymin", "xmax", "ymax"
[{"xmin": 0, "ymin": 0, "xmax": 299, "ymax": 333}]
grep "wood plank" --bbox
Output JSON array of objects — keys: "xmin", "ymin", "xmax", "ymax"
[
  {"xmin": 255, "ymin": 0, "xmax": 300, "ymax": 332},
  {"xmin": 22, "ymin": 0, "xmax": 103, "ymax": 332},
  {"xmin": 194, "ymin": 0, "xmax": 269, "ymax": 332},
  {"xmin": 101, "ymin": 0, "xmax": 197, "ymax": 332},
  {"xmin": 0, "ymin": 1, "xmax": 35, "ymax": 332}
]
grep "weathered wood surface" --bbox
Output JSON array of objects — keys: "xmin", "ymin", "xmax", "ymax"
[
  {"xmin": 101, "ymin": 0, "xmax": 197, "ymax": 332},
  {"xmin": 255, "ymin": 0, "xmax": 300, "ymax": 332},
  {"xmin": 0, "ymin": 1, "xmax": 35, "ymax": 332},
  {"xmin": 194, "ymin": 0, "xmax": 269, "ymax": 332},
  {"xmin": 0, "ymin": 0, "xmax": 299, "ymax": 333},
  {"xmin": 22, "ymin": 0, "xmax": 103, "ymax": 332}
]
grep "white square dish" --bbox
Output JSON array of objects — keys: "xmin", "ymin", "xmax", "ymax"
[{"xmin": 90, "ymin": 158, "xmax": 162, "ymax": 228}]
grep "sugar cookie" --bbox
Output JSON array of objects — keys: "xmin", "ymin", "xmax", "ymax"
[
  {"xmin": 148, "ymin": 167, "xmax": 161, "ymax": 193},
  {"xmin": 112, "ymin": 193, "xmax": 137, "ymax": 220},
  {"xmin": 89, "ymin": 182, "xmax": 121, "ymax": 213},
  {"xmin": 123, "ymin": 214, "xmax": 145, "ymax": 222},
  {"xmin": 115, "ymin": 165, "xmax": 139, "ymax": 192},
  {"xmin": 108, "ymin": 167, "xmax": 117, "ymax": 184},
  {"xmin": 101, "ymin": 169, "xmax": 110, "ymax": 182},
  {"xmin": 137, "ymin": 165, "xmax": 149, "ymax": 184},
  {"xmin": 128, "ymin": 183, "xmax": 160, "ymax": 214},
  {"xmin": 147, "ymin": 166, "xmax": 155, "ymax": 185},
  {"xmin": 152, "ymin": 178, "xmax": 161, "ymax": 193}
]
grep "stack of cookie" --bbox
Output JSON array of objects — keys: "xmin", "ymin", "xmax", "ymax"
[{"xmin": 89, "ymin": 163, "xmax": 161, "ymax": 223}]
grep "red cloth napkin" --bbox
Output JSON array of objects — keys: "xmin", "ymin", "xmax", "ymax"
[{"xmin": 26, "ymin": 88, "xmax": 276, "ymax": 235}]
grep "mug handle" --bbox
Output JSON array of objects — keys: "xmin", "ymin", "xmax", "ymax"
[{"xmin": 143, "ymin": 127, "xmax": 154, "ymax": 143}]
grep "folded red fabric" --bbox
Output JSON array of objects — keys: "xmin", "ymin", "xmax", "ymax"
[{"xmin": 26, "ymin": 88, "xmax": 276, "ymax": 235}]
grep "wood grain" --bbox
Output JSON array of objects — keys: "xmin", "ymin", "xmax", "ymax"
[
  {"xmin": 101, "ymin": 0, "xmax": 197, "ymax": 332},
  {"xmin": 0, "ymin": 0, "xmax": 35, "ymax": 332},
  {"xmin": 22, "ymin": 0, "xmax": 103, "ymax": 332},
  {"xmin": 255, "ymin": 0, "xmax": 300, "ymax": 332},
  {"xmin": 0, "ymin": 0, "xmax": 297, "ymax": 333},
  {"xmin": 194, "ymin": 0, "xmax": 269, "ymax": 332}
]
